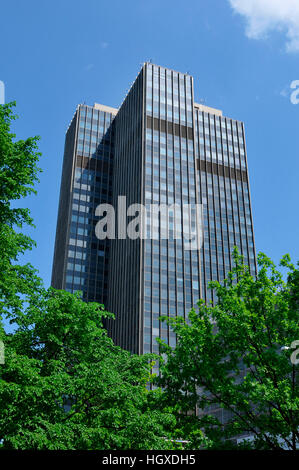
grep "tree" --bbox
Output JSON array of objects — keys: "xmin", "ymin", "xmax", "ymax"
[
  {"xmin": 0, "ymin": 289, "xmax": 176, "ymax": 449},
  {"xmin": 0, "ymin": 102, "xmax": 43, "ymax": 323},
  {"xmin": 157, "ymin": 250, "xmax": 299, "ymax": 450}
]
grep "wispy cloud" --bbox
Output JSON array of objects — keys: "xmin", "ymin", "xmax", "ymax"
[
  {"xmin": 228, "ymin": 0, "xmax": 299, "ymax": 52},
  {"xmin": 279, "ymin": 85, "xmax": 290, "ymax": 98}
]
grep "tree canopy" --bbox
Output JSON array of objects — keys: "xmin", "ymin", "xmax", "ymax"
[
  {"xmin": 0, "ymin": 102, "xmax": 43, "ymax": 322},
  {"xmin": 157, "ymin": 250, "xmax": 299, "ymax": 450},
  {"xmin": 0, "ymin": 288, "xmax": 176, "ymax": 449}
]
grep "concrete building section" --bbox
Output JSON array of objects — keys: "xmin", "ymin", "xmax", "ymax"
[
  {"xmin": 194, "ymin": 102, "xmax": 223, "ymax": 116},
  {"xmin": 94, "ymin": 102, "xmax": 118, "ymax": 115}
]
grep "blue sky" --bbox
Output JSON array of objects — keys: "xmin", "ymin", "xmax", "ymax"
[{"xmin": 1, "ymin": 0, "xmax": 299, "ymax": 288}]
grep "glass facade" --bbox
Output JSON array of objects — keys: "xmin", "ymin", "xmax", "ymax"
[
  {"xmin": 142, "ymin": 64, "xmax": 200, "ymax": 363},
  {"xmin": 194, "ymin": 106, "xmax": 256, "ymax": 304},
  {"xmin": 107, "ymin": 71, "xmax": 144, "ymax": 353},
  {"xmin": 52, "ymin": 103, "xmax": 117, "ymax": 305},
  {"xmin": 52, "ymin": 63, "xmax": 257, "ymax": 362}
]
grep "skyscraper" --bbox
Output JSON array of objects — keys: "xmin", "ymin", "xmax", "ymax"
[
  {"xmin": 52, "ymin": 63, "xmax": 256, "ymax": 366},
  {"xmin": 51, "ymin": 103, "xmax": 117, "ymax": 305}
]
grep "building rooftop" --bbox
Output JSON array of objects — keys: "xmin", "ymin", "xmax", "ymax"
[
  {"xmin": 194, "ymin": 102, "xmax": 223, "ymax": 116},
  {"xmin": 94, "ymin": 103, "xmax": 118, "ymax": 115}
]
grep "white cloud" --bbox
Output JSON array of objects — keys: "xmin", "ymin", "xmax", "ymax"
[
  {"xmin": 228, "ymin": 0, "xmax": 299, "ymax": 52},
  {"xmin": 279, "ymin": 86, "xmax": 289, "ymax": 98}
]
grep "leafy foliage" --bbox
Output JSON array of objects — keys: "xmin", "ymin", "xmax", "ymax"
[
  {"xmin": 0, "ymin": 289, "xmax": 176, "ymax": 449},
  {"xmin": 0, "ymin": 102, "xmax": 43, "ymax": 321},
  {"xmin": 157, "ymin": 250, "xmax": 299, "ymax": 450}
]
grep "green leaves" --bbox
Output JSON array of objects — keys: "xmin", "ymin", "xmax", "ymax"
[
  {"xmin": 0, "ymin": 102, "xmax": 41, "ymax": 227},
  {"xmin": 157, "ymin": 251, "xmax": 299, "ymax": 450},
  {"xmin": 0, "ymin": 102, "xmax": 43, "ymax": 321},
  {"xmin": 0, "ymin": 289, "xmax": 177, "ymax": 449}
]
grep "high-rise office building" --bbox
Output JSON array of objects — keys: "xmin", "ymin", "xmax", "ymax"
[
  {"xmin": 51, "ymin": 103, "xmax": 117, "ymax": 305},
  {"xmin": 52, "ymin": 64, "xmax": 256, "ymax": 366}
]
